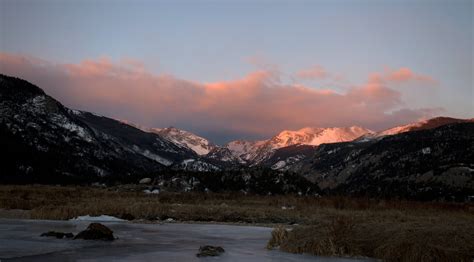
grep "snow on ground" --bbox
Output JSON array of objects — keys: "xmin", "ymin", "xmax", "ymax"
[
  {"xmin": 69, "ymin": 215, "xmax": 124, "ymax": 222},
  {"xmin": 143, "ymin": 189, "xmax": 160, "ymax": 194},
  {"xmin": 49, "ymin": 113, "xmax": 94, "ymax": 143},
  {"xmin": 178, "ymin": 159, "xmax": 221, "ymax": 172},
  {"xmin": 271, "ymin": 161, "xmax": 286, "ymax": 170},
  {"xmin": 149, "ymin": 127, "xmax": 214, "ymax": 155},
  {"xmin": 132, "ymin": 145, "xmax": 173, "ymax": 166},
  {"xmin": 69, "ymin": 109, "xmax": 83, "ymax": 115},
  {"xmin": 225, "ymin": 140, "xmax": 266, "ymax": 159},
  {"xmin": 273, "ymin": 126, "xmax": 371, "ymax": 148},
  {"xmin": 28, "ymin": 95, "xmax": 47, "ymax": 114},
  {"xmin": 226, "ymin": 127, "xmax": 371, "ymax": 164}
]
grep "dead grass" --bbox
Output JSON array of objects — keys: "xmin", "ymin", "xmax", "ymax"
[
  {"xmin": 266, "ymin": 225, "xmax": 289, "ymax": 249},
  {"xmin": 272, "ymin": 215, "xmax": 474, "ymax": 261},
  {"xmin": 1, "ymin": 185, "xmax": 473, "ymax": 261}
]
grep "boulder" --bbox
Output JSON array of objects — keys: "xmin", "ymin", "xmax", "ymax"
[
  {"xmin": 120, "ymin": 213, "xmax": 135, "ymax": 221},
  {"xmin": 41, "ymin": 231, "xmax": 74, "ymax": 239},
  {"xmin": 74, "ymin": 223, "xmax": 115, "ymax": 241},
  {"xmin": 196, "ymin": 245, "xmax": 225, "ymax": 257},
  {"xmin": 139, "ymin": 178, "xmax": 152, "ymax": 184}
]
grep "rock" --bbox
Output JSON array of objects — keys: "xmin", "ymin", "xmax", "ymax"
[
  {"xmin": 146, "ymin": 215, "xmax": 158, "ymax": 221},
  {"xmin": 196, "ymin": 245, "xmax": 225, "ymax": 257},
  {"xmin": 74, "ymin": 223, "xmax": 115, "ymax": 241},
  {"xmin": 41, "ymin": 231, "xmax": 74, "ymax": 239},
  {"xmin": 139, "ymin": 178, "xmax": 152, "ymax": 184},
  {"xmin": 120, "ymin": 213, "xmax": 135, "ymax": 221}
]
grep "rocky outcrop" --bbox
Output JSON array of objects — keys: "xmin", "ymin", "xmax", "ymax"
[
  {"xmin": 74, "ymin": 223, "xmax": 115, "ymax": 241},
  {"xmin": 196, "ymin": 245, "xmax": 225, "ymax": 257}
]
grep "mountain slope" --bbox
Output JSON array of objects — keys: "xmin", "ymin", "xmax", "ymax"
[
  {"xmin": 288, "ymin": 122, "xmax": 474, "ymax": 200},
  {"xmin": 225, "ymin": 126, "xmax": 371, "ymax": 165},
  {"xmin": 0, "ymin": 74, "xmax": 197, "ymax": 182},
  {"xmin": 149, "ymin": 127, "xmax": 215, "ymax": 156},
  {"xmin": 358, "ymin": 117, "xmax": 474, "ymax": 140}
]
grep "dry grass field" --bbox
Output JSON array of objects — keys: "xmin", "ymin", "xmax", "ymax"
[{"xmin": 0, "ymin": 185, "xmax": 473, "ymax": 261}]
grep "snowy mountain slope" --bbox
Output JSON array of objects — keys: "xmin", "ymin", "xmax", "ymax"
[
  {"xmin": 268, "ymin": 126, "xmax": 372, "ymax": 148},
  {"xmin": 117, "ymin": 116, "xmax": 472, "ymax": 169},
  {"xmin": 148, "ymin": 127, "xmax": 215, "ymax": 155},
  {"xmin": 175, "ymin": 158, "xmax": 221, "ymax": 172},
  {"xmin": 205, "ymin": 146, "xmax": 243, "ymax": 163},
  {"xmin": 288, "ymin": 122, "xmax": 474, "ymax": 200},
  {"xmin": 225, "ymin": 140, "xmax": 267, "ymax": 163},
  {"xmin": 114, "ymin": 124, "xmax": 241, "ymax": 167},
  {"xmin": 225, "ymin": 126, "xmax": 371, "ymax": 165},
  {"xmin": 0, "ymin": 74, "xmax": 200, "ymax": 182}
]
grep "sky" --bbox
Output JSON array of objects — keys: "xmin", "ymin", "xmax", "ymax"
[{"xmin": 0, "ymin": 0, "xmax": 472, "ymax": 144}]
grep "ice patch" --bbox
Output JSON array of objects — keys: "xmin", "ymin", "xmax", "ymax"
[{"xmin": 70, "ymin": 215, "xmax": 124, "ymax": 222}]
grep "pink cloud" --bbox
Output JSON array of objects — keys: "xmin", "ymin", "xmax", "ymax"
[
  {"xmin": 370, "ymin": 67, "xmax": 437, "ymax": 85},
  {"xmin": 0, "ymin": 52, "xmax": 442, "ymax": 141},
  {"xmin": 295, "ymin": 65, "xmax": 328, "ymax": 80}
]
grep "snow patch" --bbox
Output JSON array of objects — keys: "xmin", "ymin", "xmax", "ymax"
[
  {"xmin": 143, "ymin": 189, "xmax": 160, "ymax": 194},
  {"xmin": 271, "ymin": 161, "xmax": 286, "ymax": 170},
  {"xmin": 178, "ymin": 159, "xmax": 220, "ymax": 172},
  {"xmin": 49, "ymin": 113, "xmax": 94, "ymax": 142},
  {"xmin": 133, "ymin": 145, "xmax": 173, "ymax": 166},
  {"xmin": 422, "ymin": 147, "xmax": 431, "ymax": 155},
  {"xmin": 149, "ymin": 127, "xmax": 214, "ymax": 155},
  {"xmin": 70, "ymin": 215, "xmax": 124, "ymax": 222}
]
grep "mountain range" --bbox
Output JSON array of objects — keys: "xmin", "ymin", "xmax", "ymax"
[{"xmin": 1, "ymin": 74, "xmax": 473, "ymax": 200}]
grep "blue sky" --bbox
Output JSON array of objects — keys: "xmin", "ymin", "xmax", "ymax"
[{"xmin": 0, "ymin": 0, "xmax": 472, "ymax": 143}]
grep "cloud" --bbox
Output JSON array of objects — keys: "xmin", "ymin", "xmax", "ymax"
[
  {"xmin": 0, "ymin": 52, "xmax": 442, "ymax": 143},
  {"xmin": 295, "ymin": 65, "xmax": 328, "ymax": 80},
  {"xmin": 369, "ymin": 67, "xmax": 437, "ymax": 85}
]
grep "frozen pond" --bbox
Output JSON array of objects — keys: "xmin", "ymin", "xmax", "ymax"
[{"xmin": 0, "ymin": 219, "xmax": 368, "ymax": 261}]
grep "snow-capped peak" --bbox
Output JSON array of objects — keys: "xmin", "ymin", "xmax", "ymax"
[
  {"xmin": 149, "ymin": 127, "xmax": 215, "ymax": 155},
  {"xmin": 113, "ymin": 120, "xmax": 216, "ymax": 156},
  {"xmin": 225, "ymin": 139, "xmax": 267, "ymax": 159},
  {"xmin": 225, "ymin": 126, "xmax": 372, "ymax": 164},
  {"xmin": 270, "ymin": 126, "xmax": 372, "ymax": 148}
]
